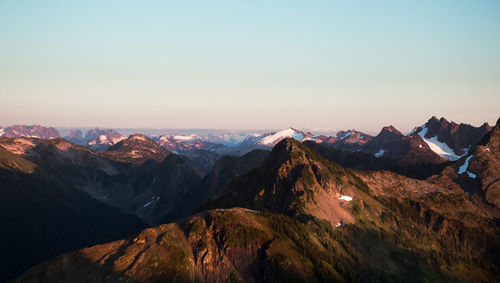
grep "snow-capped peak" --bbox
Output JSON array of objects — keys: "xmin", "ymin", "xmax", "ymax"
[{"xmin": 259, "ymin": 128, "xmax": 305, "ymax": 146}]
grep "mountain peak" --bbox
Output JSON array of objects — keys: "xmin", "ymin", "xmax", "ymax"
[
  {"xmin": 258, "ymin": 128, "xmax": 305, "ymax": 146},
  {"xmin": 204, "ymin": 137, "xmax": 359, "ymax": 227},
  {"xmin": 98, "ymin": 134, "xmax": 170, "ymax": 165},
  {"xmin": 381, "ymin": 125, "xmax": 402, "ymax": 135},
  {"xmin": 129, "ymin": 134, "xmax": 149, "ymax": 141},
  {"xmin": 429, "ymin": 116, "xmax": 440, "ymax": 123}
]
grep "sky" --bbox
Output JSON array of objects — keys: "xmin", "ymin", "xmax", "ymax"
[{"xmin": 1, "ymin": 0, "xmax": 499, "ymax": 133}]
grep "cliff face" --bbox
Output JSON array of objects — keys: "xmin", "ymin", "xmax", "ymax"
[
  {"xmin": 464, "ymin": 118, "xmax": 500, "ymax": 208},
  {"xmin": 14, "ymin": 209, "xmax": 316, "ymax": 283}
]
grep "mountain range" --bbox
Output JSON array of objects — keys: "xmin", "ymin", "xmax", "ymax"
[{"xmin": 1, "ymin": 116, "xmax": 498, "ymax": 282}]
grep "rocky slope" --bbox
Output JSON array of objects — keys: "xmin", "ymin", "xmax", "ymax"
[
  {"xmin": 0, "ymin": 147, "xmax": 146, "ymax": 282},
  {"xmin": 202, "ymin": 139, "xmax": 367, "ymax": 227},
  {"xmin": 360, "ymin": 126, "xmax": 446, "ymax": 165},
  {"xmin": 15, "ymin": 138, "xmax": 500, "ymax": 282},
  {"xmin": 183, "ymin": 149, "xmax": 221, "ymax": 174},
  {"xmin": 0, "ymin": 136, "xmax": 204, "ymax": 225},
  {"xmin": 200, "ymin": 149, "xmax": 269, "ymax": 201},
  {"xmin": 432, "ymin": 117, "xmax": 500, "ymax": 210},
  {"xmin": 304, "ymin": 141, "xmax": 449, "ymax": 180}
]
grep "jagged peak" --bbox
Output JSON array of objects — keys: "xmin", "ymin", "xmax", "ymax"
[
  {"xmin": 439, "ymin": 117, "xmax": 449, "ymax": 123},
  {"xmin": 267, "ymin": 138, "xmax": 303, "ymax": 159},
  {"xmin": 429, "ymin": 116, "xmax": 440, "ymax": 123},
  {"xmin": 376, "ymin": 126, "xmax": 402, "ymax": 138},
  {"xmin": 272, "ymin": 137, "xmax": 310, "ymax": 153},
  {"xmin": 381, "ymin": 125, "xmax": 402, "ymax": 135}
]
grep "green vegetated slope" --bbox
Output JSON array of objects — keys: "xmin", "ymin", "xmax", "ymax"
[{"xmin": 14, "ymin": 139, "xmax": 500, "ymax": 282}]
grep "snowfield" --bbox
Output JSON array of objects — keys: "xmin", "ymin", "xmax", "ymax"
[
  {"xmin": 417, "ymin": 125, "xmax": 464, "ymax": 161},
  {"xmin": 173, "ymin": 135, "xmax": 196, "ymax": 141},
  {"xmin": 374, "ymin": 149, "xmax": 385, "ymax": 158},
  {"xmin": 458, "ymin": 155, "xmax": 477, "ymax": 179},
  {"xmin": 259, "ymin": 128, "xmax": 304, "ymax": 146}
]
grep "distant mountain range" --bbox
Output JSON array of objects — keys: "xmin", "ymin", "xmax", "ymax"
[{"xmin": 1, "ymin": 116, "xmax": 491, "ymax": 170}]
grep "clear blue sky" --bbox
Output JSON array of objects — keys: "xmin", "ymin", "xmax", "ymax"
[{"xmin": 1, "ymin": 0, "xmax": 499, "ymax": 132}]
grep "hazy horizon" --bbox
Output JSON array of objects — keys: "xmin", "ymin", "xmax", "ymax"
[{"xmin": 1, "ymin": 1, "xmax": 499, "ymax": 132}]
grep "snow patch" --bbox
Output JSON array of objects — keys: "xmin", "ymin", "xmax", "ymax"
[
  {"xmin": 339, "ymin": 131, "xmax": 352, "ymax": 140},
  {"xmin": 417, "ymin": 126, "xmax": 463, "ymax": 161},
  {"xmin": 174, "ymin": 135, "xmax": 195, "ymax": 141},
  {"xmin": 98, "ymin": 135, "xmax": 108, "ymax": 143},
  {"xmin": 468, "ymin": 172, "xmax": 477, "ymax": 179},
  {"xmin": 143, "ymin": 196, "xmax": 160, "ymax": 208},
  {"xmin": 374, "ymin": 149, "xmax": 385, "ymax": 158},
  {"xmin": 339, "ymin": 195, "xmax": 353, "ymax": 201},
  {"xmin": 458, "ymin": 155, "xmax": 477, "ymax": 179}
]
